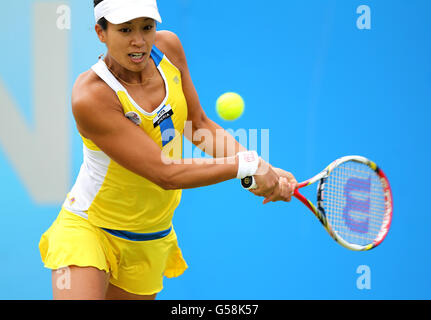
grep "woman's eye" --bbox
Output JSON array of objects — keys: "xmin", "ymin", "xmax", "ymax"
[
  {"xmin": 144, "ymin": 25, "xmax": 153, "ymax": 31},
  {"xmin": 119, "ymin": 28, "xmax": 131, "ymax": 33}
]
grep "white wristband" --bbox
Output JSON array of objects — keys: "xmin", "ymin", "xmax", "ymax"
[{"xmin": 236, "ymin": 151, "xmax": 259, "ymax": 179}]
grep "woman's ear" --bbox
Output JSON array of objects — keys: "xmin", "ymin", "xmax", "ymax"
[{"xmin": 95, "ymin": 24, "xmax": 106, "ymax": 43}]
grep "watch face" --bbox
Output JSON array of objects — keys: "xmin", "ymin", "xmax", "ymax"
[{"xmin": 241, "ymin": 177, "xmax": 253, "ymax": 188}]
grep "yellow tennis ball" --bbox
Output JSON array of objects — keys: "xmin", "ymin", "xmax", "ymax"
[{"xmin": 216, "ymin": 92, "xmax": 245, "ymax": 121}]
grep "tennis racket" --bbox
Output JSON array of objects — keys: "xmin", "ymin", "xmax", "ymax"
[{"xmin": 241, "ymin": 155, "xmax": 393, "ymax": 251}]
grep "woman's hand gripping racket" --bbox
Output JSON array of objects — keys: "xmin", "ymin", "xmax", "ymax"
[{"xmin": 241, "ymin": 155, "xmax": 393, "ymax": 251}]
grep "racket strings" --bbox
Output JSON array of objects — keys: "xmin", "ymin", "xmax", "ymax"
[
  {"xmin": 322, "ymin": 161, "xmax": 386, "ymax": 246},
  {"xmin": 323, "ymin": 192, "xmax": 384, "ymax": 229}
]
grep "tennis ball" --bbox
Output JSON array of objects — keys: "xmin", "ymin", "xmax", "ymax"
[{"xmin": 216, "ymin": 92, "xmax": 245, "ymax": 121}]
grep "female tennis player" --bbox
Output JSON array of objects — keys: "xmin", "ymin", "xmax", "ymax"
[{"xmin": 39, "ymin": 0, "xmax": 297, "ymax": 300}]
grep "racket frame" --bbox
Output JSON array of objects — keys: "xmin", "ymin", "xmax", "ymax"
[
  {"xmin": 242, "ymin": 155, "xmax": 393, "ymax": 251},
  {"xmin": 295, "ymin": 155, "xmax": 393, "ymax": 251}
]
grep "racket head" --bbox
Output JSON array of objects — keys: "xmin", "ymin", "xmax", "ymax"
[{"xmin": 316, "ymin": 155, "xmax": 393, "ymax": 251}]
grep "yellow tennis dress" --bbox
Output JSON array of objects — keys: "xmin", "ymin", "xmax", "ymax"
[{"xmin": 39, "ymin": 46, "xmax": 189, "ymax": 295}]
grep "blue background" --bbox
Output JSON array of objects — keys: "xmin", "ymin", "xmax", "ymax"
[{"xmin": 0, "ymin": 0, "xmax": 430, "ymax": 299}]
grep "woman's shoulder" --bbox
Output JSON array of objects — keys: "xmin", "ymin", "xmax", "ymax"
[
  {"xmin": 71, "ymin": 69, "xmax": 120, "ymax": 117},
  {"xmin": 155, "ymin": 30, "xmax": 182, "ymax": 52},
  {"xmin": 155, "ymin": 30, "xmax": 187, "ymax": 70}
]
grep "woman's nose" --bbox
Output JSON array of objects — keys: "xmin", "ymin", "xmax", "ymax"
[{"xmin": 131, "ymin": 31, "xmax": 146, "ymax": 48}]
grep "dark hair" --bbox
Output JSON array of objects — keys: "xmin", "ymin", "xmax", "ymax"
[{"xmin": 94, "ymin": 0, "xmax": 108, "ymax": 30}]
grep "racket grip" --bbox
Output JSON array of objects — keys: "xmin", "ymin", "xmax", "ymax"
[{"xmin": 241, "ymin": 176, "xmax": 257, "ymax": 190}]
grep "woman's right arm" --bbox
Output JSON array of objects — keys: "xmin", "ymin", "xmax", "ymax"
[{"xmin": 72, "ymin": 78, "xmax": 277, "ymax": 193}]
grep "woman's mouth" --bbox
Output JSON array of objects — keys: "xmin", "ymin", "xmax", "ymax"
[{"xmin": 128, "ymin": 53, "xmax": 146, "ymax": 63}]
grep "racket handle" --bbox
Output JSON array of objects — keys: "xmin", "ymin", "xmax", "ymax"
[
  {"xmin": 242, "ymin": 176, "xmax": 302, "ymax": 192},
  {"xmin": 241, "ymin": 176, "xmax": 257, "ymax": 190}
]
